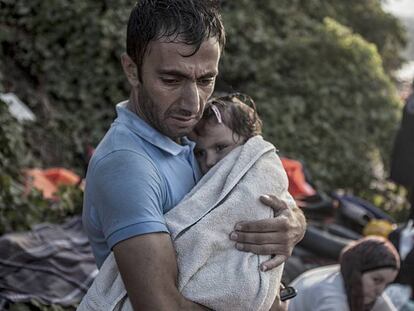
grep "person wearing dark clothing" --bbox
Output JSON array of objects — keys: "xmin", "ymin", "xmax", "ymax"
[{"xmin": 390, "ymin": 82, "xmax": 414, "ymax": 221}]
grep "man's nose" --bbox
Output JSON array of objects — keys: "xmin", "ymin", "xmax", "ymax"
[{"xmin": 181, "ymin": 82, "xmax": 201, "ymax": 115}]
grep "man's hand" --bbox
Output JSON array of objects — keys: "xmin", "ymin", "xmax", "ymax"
[{"xmin": 230, "ymin": 194, "xmax": 306, "ymax": 271}]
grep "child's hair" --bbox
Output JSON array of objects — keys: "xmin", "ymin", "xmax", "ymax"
[{"xmin": 194, "ymin": 92, "xmax": 263, "ymax": 140}]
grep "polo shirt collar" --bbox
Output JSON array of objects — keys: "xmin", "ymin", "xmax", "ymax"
[{"xmin": 115, "ymin": 101, "xmax": 196, "ymax": 156}]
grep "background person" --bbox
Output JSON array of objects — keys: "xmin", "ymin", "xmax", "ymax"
[
  {"xmin": 390, "ymin": 79, "xmax": 414, "ymax": 221},
  {"xmin": 288, "ymin": 236, "xmax": 400, "ymax": 311}
]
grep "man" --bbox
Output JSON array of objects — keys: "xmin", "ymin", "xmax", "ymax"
[{"xmin": 82, "ymin": 1, "xmax": 306, "ymax": 310}]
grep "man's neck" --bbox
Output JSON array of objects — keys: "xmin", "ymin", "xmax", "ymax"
[{"xmin": 126, "ymin": 92, "xmax": 141, "ymax": 117}]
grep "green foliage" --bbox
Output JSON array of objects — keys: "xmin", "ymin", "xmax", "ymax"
[
  {"xmin": 219, "ymin": 2, "xmax": 401, "ymax": 196},
  {"xmin": 0, "ymin": 0, "xmax": 130, "ymax": 167},
  {"xmin": 0, "ymin": 100, "xmax": 28, "ymax": 177},
  {"xmin": 0, "ymin": 173, "xmax": 83, "ymax": 236},
  {"xmin": 401, "ymin": 16, "xmax": 414, "ymax": 61},
  {"xmin": 0, "ymin": 102, "xmax": 83, "ymax": 235},
  {"xmin": 296, "ymin": 0, "xmax": 407, "ymax": 72}
]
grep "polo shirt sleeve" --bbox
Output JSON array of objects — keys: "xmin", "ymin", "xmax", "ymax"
[{"xmin": 91, "ymin": 149, "xmax": 168, "ymax": 249}]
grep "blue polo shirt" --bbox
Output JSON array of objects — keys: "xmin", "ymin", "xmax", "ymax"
[{"xmin": 83, "ymin": 101, "xmax": 201, "ymax": 267}]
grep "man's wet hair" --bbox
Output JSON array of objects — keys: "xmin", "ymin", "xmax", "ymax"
[
  {"xmin": 126, "ymin": 0, "xmax": 225, "ymax": 76},
  {"xmin": 194, "ymin": 93, "xmax": 263, "ymax": 141}
]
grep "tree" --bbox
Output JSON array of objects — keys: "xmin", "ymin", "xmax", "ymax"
[
  {"xmin": 0, "ymin": 0, "xmax": 130, "ymax": 168},
  {"xmin": 297, "ymin": 0, "xmax": 407, "ymax": 73},
  {"xmin": 219, "ymin": 0, "xmax": 401, "ymax": 191}
]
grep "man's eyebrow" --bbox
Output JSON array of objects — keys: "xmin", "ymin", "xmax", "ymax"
[
  {"xmin": 158, "ymin": 69, "xmax": 189, "ymax": 78},
  {"xmin": 199, "ymin": 71, "xmax": 219, "ymax": 78},
  {"xmin": 157, "ymin": 69, "xmax": 218, "ymax": 79}
]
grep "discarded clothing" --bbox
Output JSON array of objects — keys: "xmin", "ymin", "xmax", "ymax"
[{"xmin": 0, "ymin": 216, "xmax": 98, "ymax": 307}]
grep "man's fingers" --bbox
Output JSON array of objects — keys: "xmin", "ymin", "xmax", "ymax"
[
  {"xmin": 232, "ymin": 241, "xmax": 289, "ymax": 271},
  {"xmin": 230, "ymin": 230, "xmax": 284, "ymax": 244},
  {"xmin": 234, "ymin": 215, "xmax": 290, "ymax": 233},
  {"xmin": 234, "ymin": 242, "xmax": 288, "ymax": 255},
  {"xmin": 260, "ymin": 255, "xmax": 288, "ymax": 272},
  {"xmin": 260, "ymin": 194, "xmax": 289, "ymax": 214}
]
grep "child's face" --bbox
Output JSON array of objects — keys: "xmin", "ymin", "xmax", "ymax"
[{"xmin": 189, "ymin": 121, "xmax": 245, "ymax": 174}]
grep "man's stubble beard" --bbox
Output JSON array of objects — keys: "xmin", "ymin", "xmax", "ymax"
[{"xmin": 137, "ymin": 86, "xmax": 191, "ymax": 141}]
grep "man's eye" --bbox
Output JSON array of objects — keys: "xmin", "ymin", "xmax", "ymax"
[
  {"xmin": 161, "ymin": 78, "xmax": 179, "ymax": 84},
  {"xmin": 197, "ymin": 78, "xmax": 215, "ymax": 86}
]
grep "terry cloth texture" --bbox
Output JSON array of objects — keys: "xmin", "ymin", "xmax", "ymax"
[
  {"xmin": 0, "ymin": 216, "xmax": 98, "ymax": 307},
  {"xmin": 78, "ymin": 136, "xmax": 295, "ymax": 311}
]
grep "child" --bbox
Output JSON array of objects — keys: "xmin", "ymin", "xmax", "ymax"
[
  {"xmin": 188, "ymin": 93, "xmax": 290, "ymax": 311},
  {"xmin": 189, "ymin": 92, "xmax": 263, "ymax": 174},
  {"xmin": 78, "ymin": 93, "xmax": 295, "ymax": 311}
]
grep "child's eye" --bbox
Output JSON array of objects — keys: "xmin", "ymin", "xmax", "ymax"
[
  {"xmin": 194, "ymin": 149, "xmax": 205, "ymax": 158},
  {"xmin": 216, "ymin": 145, "xmax": 228, "ymax": 152}
]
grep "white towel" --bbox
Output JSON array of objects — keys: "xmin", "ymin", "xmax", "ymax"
[{"xmin": 78, "ymin": 136, "xmax": 296, "ymax": 311}]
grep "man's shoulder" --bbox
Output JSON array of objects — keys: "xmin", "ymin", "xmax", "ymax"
[
  {"xmin": 93, "ymin": 124, "xmax": 152, "ymax": 162},
  {"xmin": 103, "ymin": 122, "xmax": 148, "ymax": 151},
  {"xmin": 86, "ymin": 125, "xmax": 160, "ymax": 179}
]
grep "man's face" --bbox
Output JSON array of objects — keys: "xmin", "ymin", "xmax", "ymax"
[{"xmin": 135, "ymin": 37, "xmax": 221, "ymax": 140}]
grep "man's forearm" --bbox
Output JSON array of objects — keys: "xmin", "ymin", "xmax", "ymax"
[{"xmin": 113, "ymin": 233, "xmax": 208, "ymax": 311}]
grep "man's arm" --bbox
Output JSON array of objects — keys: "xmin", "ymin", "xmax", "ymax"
[
  {"xmin": 230, "ymin": 195, "xmax": 306, "ymax": 271},
  {"xmin": 113, "ymin": 233, "xmax": 209, "ymax": 311},
  {"xmin": 90, "ymin": 151, "xmax": 208, "ymax": 310}
]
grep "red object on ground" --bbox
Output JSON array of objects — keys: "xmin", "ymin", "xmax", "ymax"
[
  {"xmin": 280, "ymin": 157, "xmax": 316, "ymax": 198},
  {"xmin": 24, "ymin": 168, "xmax": 81, "ymax": 199}
]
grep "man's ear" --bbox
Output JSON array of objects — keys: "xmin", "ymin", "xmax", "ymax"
[{"xmin": 121, "ymin": 53, "xmax": 140, "ymax": 87}]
